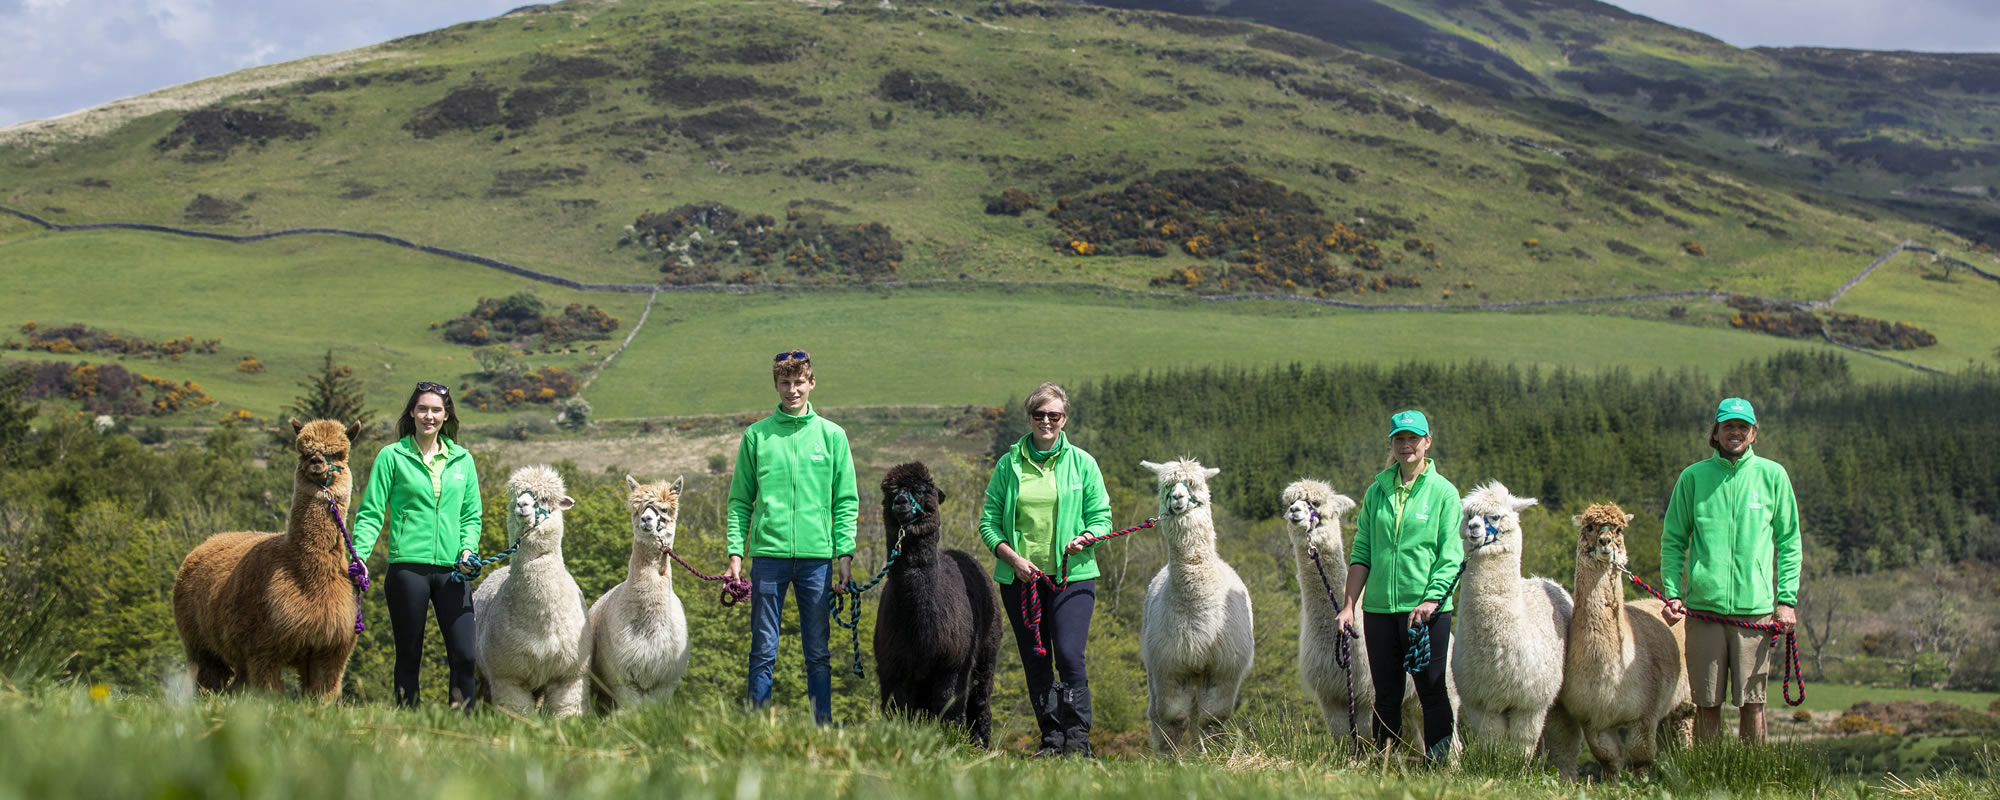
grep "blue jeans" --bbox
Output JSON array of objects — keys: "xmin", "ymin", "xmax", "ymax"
[{"xmin": 748, "ymin": 557, "xmax": 833, "ymax": 723}]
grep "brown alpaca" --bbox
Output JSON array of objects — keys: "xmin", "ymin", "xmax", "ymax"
[
  {"xmin": 1559, "ymin": 503, "xmax": 1695, "ymax": 780},
  {"xmin": 172, "ymin": 418, "xmax": 365, "ymax": 699}
]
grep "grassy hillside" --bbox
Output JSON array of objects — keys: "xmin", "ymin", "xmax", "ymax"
[{"xmin": 0, "ymin": 0, "xmax": 1993, "ymax": 422}]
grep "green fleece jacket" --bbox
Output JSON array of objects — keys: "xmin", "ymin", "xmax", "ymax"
[
  {"xmin": 1661, "ymin": 447, "xmax": 1803, "ymax": 615},
  {"xmin": 1349, "ymin": 460, "xmax": 1464, "ymax": 614},
  {"xmin": 979, "ymin": 434, "xmax": 1114, "ymax": 584},
  {"xmin": 726, "ymin": 403, "xmax": 859, "ymax": 560},
  {"xmin": 351, "ymin": 436, "xmax": 482, "ymax": 566}
]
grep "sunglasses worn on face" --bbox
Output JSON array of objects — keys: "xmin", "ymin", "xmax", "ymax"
[
  {"xmin": 1031, "ymin": 411, "xmax": 1065, "ymax": 422},
  {"xmin": 774, "ymin": 350, "xmax": 810, "ymax": 362},
  {"xmin": 416, "ymin": 381, "xmax": 449, "ymax": 395}
]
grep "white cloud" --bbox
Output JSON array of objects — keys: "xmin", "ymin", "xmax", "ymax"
[{"xmin": 1611, "ymin": 0, "xmax": 2000, "ymax": 52}]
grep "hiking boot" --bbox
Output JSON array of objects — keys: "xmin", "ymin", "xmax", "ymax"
[
  {"xmin": 1058, "ymin": 680, "xmax": 1094, "ymax": 758},
  {"xmin": 1031, "ymin": 682, "xmax": 1065, "ymax": 757}
]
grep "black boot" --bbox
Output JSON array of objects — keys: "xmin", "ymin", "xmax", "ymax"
[
  {"xmin": 1032, "ymin": 682, "xmax": 1066, "ymax": 757},
  {"xmin": 1059, "ymin": 680, "xmax": 1093, "ymax": 758}
]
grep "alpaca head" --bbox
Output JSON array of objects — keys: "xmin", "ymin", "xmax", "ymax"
[
  {"xmin": 624, "ymin": 474, "xmax": 683, "ymax": 552},
  {"xmin": 1459, "ymin": 481, "xmax": 1537, "ymax": 559},
  {"xmin": 1280, "ymin": 478, "xmax": 1355, "ymax": 549},
  {"xmin": 505, "ymin": 465, "xmax": 575, "ymax": 539},
  {"xmin": 1141, "ymin": 458, "xmax": 1218, "ymax": 517},
  {"xmin": 880, "ymin": 461, "xmax": 944, "ymax": 546},
  {"xmin": 1573, "ymin": 503, "xmax": 1635, "ymax": 570},
  {"xmin": 288, "ymin": 418, "xmax": 362, "ymax": 491}
]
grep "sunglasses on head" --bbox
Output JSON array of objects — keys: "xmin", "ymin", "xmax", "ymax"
[
  {"xmin": 773, "ymin": 350, "xmax": 810, "ymax": 363},
  {"xmin": 416, "ymin": 381, "xmax": 449, "ymax": 395},
  {"xmin": 1030, "ymin": 410, "xmax": 1065, "ymax": 422}
]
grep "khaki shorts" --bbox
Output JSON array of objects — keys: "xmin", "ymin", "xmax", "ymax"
[{"xmin": 1685, "ymin": 612, "xmax": 1774, "ymax": 707}]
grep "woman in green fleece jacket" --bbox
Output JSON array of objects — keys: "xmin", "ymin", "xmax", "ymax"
[
  {"xmin": 351, "ymin": 382, "xmax": 484, "ymax": 708},
  {"xmin": 979, "ymin": 382, "xmax": 1113, "ymax": 757},
  {"xmin": 1334, "ymin": 409, "xmax": 1464, "ymax": 759}
]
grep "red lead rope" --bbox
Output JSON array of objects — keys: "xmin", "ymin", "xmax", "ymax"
[
  {"xmin": 662, "ymin": 546, "xmax": 752, "ymax": 606},
  {"xmin": 1021, "ymin": 518, "xmax": 1157, "ymax": 656},
  {"xmin": 1623, "ymin": 572, "xmax": 1806, "ymax": 707}
]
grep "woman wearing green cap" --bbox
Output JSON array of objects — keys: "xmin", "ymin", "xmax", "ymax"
[
  {"xmin": 1334, "ymin": 408, "xmax": 1463, "ymax": 759},
  {"xmin": 1660, "ymin": 397, "xmax": 1802, "ymax": 744}
]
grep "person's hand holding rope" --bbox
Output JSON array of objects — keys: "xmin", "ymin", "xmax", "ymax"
[
  {"xmin": 1064, "ymin": 535, "xmax": 1092, "ymax": 555},
  {"xmin": 1773, "ymin": 603, "xmax": 1797, "ymax": 634},
  {"xmin": 1662, "ymin": 598, "xmax": 1687, "ymax": 625},
  {"xmin": 833, "ymin": 555, "xmax": 854, "ymax": 594},
  {"xmin": 1406, "ymin": 599, "xmax": 1440, "ymax": 628}
]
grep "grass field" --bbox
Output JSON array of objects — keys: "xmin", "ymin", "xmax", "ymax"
[
  {"xmin": 1796, "ymin": 684, "xmax": 2000, "ymax": 715},
  {"xmin": 0, "ymin": 683, "xmax": 1933, "ymax": 799},
  {"xmin": 1829, "ymin": 252, "xmax": 2000, "ymax": 373}
]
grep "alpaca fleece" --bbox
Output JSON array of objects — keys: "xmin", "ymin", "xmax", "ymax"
[
  {"xmin": 872, "ymin": 462, "xmax": 1003, "ymax": 747},
  {"xmin": 474, "ymin": 465, "xmax": 592, "ymax": 717},
  {"xmin": 588, "ymin": 475, "xmax": 691, "ymax": 710},
  {"xmin": 173, "ymin": 418, "xmax": 364, "ymax": 699},
  {"xmin": 1139, "ymin": 458, "xmax": 1254, "ymax": 755},
  {"xmin": 1451, "ymin": 481, "xmax": 1580, "ymax": 777},
  {"xmin": 1562, "ymin": 502, "xmax": 1695, "ymax": 779}
]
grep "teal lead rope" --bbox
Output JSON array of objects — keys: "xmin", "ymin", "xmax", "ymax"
[{"xmin": 450, "ymin": 505, "xmax": 550, "ymax": 584}]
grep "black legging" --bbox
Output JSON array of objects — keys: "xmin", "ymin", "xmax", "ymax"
[
  {"xmin": 384, "ymin": 563, "xmax": 478, "ymax": 708},
  {"xmin": 1362, "ymin": 609, "xmax": 1454, "ymax": 753},
  {"xmin": 1000, "ymin": 578, "xmax": 1094, "ymax": 702}
]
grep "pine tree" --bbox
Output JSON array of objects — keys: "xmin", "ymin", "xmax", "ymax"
[
  {"xmin": 285, "ymin": 350, "xmax": 375, "ymax": 439},
  {"xmin": 0, "ymin": 365, "xmax": 36, "ymax": 466}
]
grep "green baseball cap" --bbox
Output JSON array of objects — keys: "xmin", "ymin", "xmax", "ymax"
[
  {"xmin": 1389, "ymin": 409, "xmax": 1429, "ymax": 437},
  {"xmin": 1715, "ymin": 397, "xmax": 1757, "ymax": 425}
]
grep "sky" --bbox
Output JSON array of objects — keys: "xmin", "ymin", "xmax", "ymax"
[{"xmin": 3, "ymin": 0, "xmax": 1999, "ymax": 130}]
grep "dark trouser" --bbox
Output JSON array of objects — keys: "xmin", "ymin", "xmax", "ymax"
[
  {"xmin": 1363, "ymin": 610, "xmax": 1454, "ymax": 755},
  {"xmin": 384, "ymin": 563, "xmax": 478, "ymax": 709},
  {"xmin": 1000, "ymin": 578, "xmax": 1095, "ymax": 755}
]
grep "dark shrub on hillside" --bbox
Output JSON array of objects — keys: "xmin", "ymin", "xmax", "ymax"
[
  {"xmin": 1727, "ymin": 296, "xmax": 1821, "ymax": 340},
  {"xmin": 404, "ymin": 87, "xmax": 504, "ymax": 137},
  {"xmin": 984, "ymin": 188, "xmax": 1039, "ymax": 215},
  {"xmin": 463, "ymin": 367, "xmax": 579, "ymax": 410},
  {"xmin": 184, "ymin": 194, "xmax": 246, "ymax": 224},
  {"xmin": 520, "ymin": 55, "xmax": 619, "ymax": 83},
  {"xmin": 878, "ymin": 69, "xmax": 991, "ymax": 115},
  {"xmin": 12, "ymin": 322, "xmax": 217, "ymax": 360},
  {"xmin": 154, "ymin": 108, "xmax": 318, "ymax": 162},
  {"xmin": 631, "ymin": 202, "xmax": 904, "ymax": 283},
  {"xmin": 440, "ymin": 293, "xmax": 618, "ymax": 346},
  {"xmin": 11, "ymin": 361, "xmax": 214, "ymax": 417},
  {"xmin": 1050, "ymin": 167, "xmax": 1436, "ymax": 295},
  {"xmin": 1825, "ymin": 312, "xmax": 1938, "ymax": 350}
]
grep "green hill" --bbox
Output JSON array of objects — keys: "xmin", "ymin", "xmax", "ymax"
[{"xmin": 0, "ymin": 0, "xmax": 1994, "ymax": 421}]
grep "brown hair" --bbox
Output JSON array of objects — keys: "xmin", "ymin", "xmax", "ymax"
[
  {"xmin": 773, "ymin": 348, "xmax": 813, "ymax": 382},
  {"xmin": 1024, "ymin": 382, "xmax": 1068, "ymax": 415},
  {"xmin": 397, "ymin": 382, "xmax": 459, "ymax": 442}
]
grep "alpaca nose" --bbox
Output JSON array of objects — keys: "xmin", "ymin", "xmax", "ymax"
[{"xmin": 1598, "ymin": 533, "xmax": 1614, "ymax": 546}]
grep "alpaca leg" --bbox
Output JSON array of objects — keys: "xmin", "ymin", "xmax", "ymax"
[
  {"xmin": 1459, "ymin": 704, "xmax": 1496, "ymax": 751},
  {"xmin": 489, "ymin": 678, "xmax": 537, "ymax": 714},
  {"xmin": 1149, "ymin": 681, "xmax": 1193, "ymax": 754},
  {"xmin": 189, "ymin": 650, "xmax": 231, "ymax": 694},
  {"xmin": 547, "ymin": 676, "xmax": 589, "ymax": 719},
  {"xmin": 1626, "ymin": 719, "xmax": 1661, "ymax": 776},
  {"xmin": 966, "ymin": 660, "xmax": 996, "ymax": 750},
  {"xmin": 302, "ymin": 638, "xmax": 357, "ymax": 702},
  {"xmin": 244, "ymin": 657, "xmax": 286, "ymax": 694},
  {"xmin": 1542, "ymin": 705, "xmax": 1583, "ymax": 780},
  {"xmin": 610, "ymin": 681, "xmax": 645, "ymax": 711},
  {"xmin": 1512, "ymin": 709, "xmax": 1548, "ymax": 762},
  {"xmin": 1194, "ymin": 681, "xmax": 1238, "ymax": 750},
  {"xmin": 1584, "ymin": 727, "xmax": 1625, "ymax": 781}
]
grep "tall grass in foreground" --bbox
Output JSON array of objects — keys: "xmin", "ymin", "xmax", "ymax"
[{"xmin": 3, "ymin": 683, "xmax": 1956, "ymax": 799}]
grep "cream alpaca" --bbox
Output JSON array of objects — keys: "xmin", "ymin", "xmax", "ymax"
[
  {"xmin": 1451, "ymin": 481, "xmax": 1582, "ymax": 776},
  {"xmin": 1560, "ymin": 503, "xmax": 1694, "ymax": 779},
  {"xmin": 588, "ymin": 475, "xmax": 691, "ymax": 710},
  {"xmin": 1139, "ymin": 458, "xmax": 1254, "ymax": 755},
  {"xmin": 473, "ymin": 465, "xmax": 591, "ymax": 717}
]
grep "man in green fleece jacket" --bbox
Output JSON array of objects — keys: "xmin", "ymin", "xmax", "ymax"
[
  {"xmin": 1661, "ymin": 397, "xmax": 1803, "ymax": 744},
  {"xmin": 723, "ymin": 349, "xmax": 858, "ymax": 724}
]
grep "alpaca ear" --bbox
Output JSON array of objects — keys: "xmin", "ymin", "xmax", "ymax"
[
  {"xmin": 1334, "ymin": 494, "xmax": 1356, "ymax": 516},
  {"xmin": 935, "ymin": 484, "xmax": 947, "ymax": 503},
  {"xmin": 346, "ymin": 421, "xmax": 364, "ymax": 442},
  {"xmin": 1203, "ymin": 467, "xmax": 1221, "ymax": 480},
  {"xmin": 672, "ymin": 475, "xmax": 684, "ymax": 495},
  {"xmin": 1511, "ymin": 496, "xmax": 1539, "ymax": 513},
  {"xmin": 625, "ymin": 475, "xmax": 640, "ymax": 492},
  {"xmin": 1623, "ymin": 513, "xmax": 1635, "ymax": 525},
  {"xmin": 289, "ymin": 417, "xmax": 305, "ymax": 434},
  {"xmin": 558, "ymin": 495, "xmax": 577, "ymax": 511},
  {"xmin": 1140, "ymin": 460, "xmax": 1165, "ymax": 475},
  {"xmin": 1571, "ymin": 514, "xmax": 1585, "ymax": 526}
]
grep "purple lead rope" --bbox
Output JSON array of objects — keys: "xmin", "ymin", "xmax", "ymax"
[{"xmin": 324, "ymin": 493, "xmax": 369, "ymax": 633}]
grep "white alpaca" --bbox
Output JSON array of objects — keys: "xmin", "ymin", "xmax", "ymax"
[
  {"xmin": 1139, "ymin": 458, "xmax": 1254, "ymax": 755},
  {"xmin": 1451, "ymin": 481, "xmax": 1582, "ymax": 777},
  {"xmin": 473, "ymin": 465, "xmax": 591, "ymax": 717},
  {"xmin": 588, "ymin": 475, "xmax": 691, "ymax": 710},
  {"xmin": 1281, "ymin": 479, "xmax": 1373, "ymax": 743}
]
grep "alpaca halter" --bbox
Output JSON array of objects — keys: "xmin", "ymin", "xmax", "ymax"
[
  {"xmin": 1164, "ymin": 482, "xmax": 1205, "ymax": 516},
  {"xmin": 1581, "ymin": 524, "xmax": 1630, "ymax": 569},
  {"xmin": 1301, "ymin": 510, "xmax": 1364, "ymax": 759},
  {"xmin": 1468, "ymin": 520, "xmax": 1503, "ymax": 551},
  {"xmin": 449, "ymin": 501, "xmax": 553, "ymax": 584}
]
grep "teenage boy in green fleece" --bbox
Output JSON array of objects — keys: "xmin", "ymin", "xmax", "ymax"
[
  {"xmin": 723, "ymin": 349, "xmax": 858, "ymax": 724},
  {"xmin": 1660, "ymin": 397, "xmax": 1803, "ymax": 744}
]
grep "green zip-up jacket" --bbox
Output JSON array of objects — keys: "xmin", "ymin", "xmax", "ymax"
[
  {"xmin": 1349, "ymin": 460, "xmax": 1464, "ymax": 614},
  {"xmin": 351, "ymin": 436, "xmax": 482, "ymax": 566},
  {"xmin": 1661, "ymin": 447, "xmax": 1803, "ymax": 615},
  {"xmin": 726, "ymin": 403, "xmax": 859, "ymax": 560},
  {"xmin": 979, "ymin": 434, "xmax": 1114, "ymax": 585}
]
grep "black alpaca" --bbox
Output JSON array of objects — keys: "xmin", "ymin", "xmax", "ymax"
[{"xmin": 873, "ymin": 462, "xmax": 1003, "ymax": 747}]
